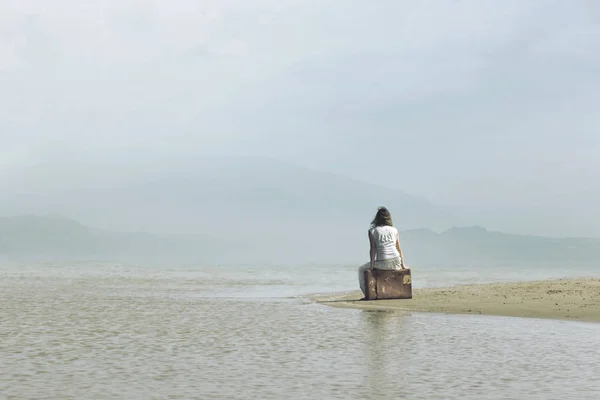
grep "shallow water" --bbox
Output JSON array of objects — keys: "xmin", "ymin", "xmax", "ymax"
[{"xmin": 1, "ymin": 262, "xmax": 599, "ymax": 399}]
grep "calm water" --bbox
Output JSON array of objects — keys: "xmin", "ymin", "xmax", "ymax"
[{"xmin": 1, "ymin": 262, "xmax": 599, "ymax": 399}]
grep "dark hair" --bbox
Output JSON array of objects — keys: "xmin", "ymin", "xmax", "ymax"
[{"xmin": 371, "ymin": 206, "xmax": 393, "ymax": 227}]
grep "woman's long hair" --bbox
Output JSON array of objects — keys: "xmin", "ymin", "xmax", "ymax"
[{"xmin": 371, "ymin": 206, "xmax": 393, "ymax": 228}]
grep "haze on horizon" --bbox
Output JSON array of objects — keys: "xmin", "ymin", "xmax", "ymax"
[{"xmin": 1, "ymin": 0, "xmax": 600, "ymax": 239}]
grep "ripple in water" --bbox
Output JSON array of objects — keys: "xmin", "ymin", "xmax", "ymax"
[{"xmin": 1, "ymin": 265, "xmax": 600, "ymax": 399}]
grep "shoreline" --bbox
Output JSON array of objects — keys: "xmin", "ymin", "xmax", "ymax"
[{"xmin": 310, "ymin": 277, "xmax": 600, "ymax": 323}]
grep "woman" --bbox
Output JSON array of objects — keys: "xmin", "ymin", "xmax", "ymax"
[{"xmin": 358, "ymin": 206, "xmax": 407, "ymax": 298}]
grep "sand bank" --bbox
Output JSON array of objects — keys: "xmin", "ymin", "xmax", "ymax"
[{"xmin": 311, "ymin": 278, "xmax": 600, "ymax": 323}]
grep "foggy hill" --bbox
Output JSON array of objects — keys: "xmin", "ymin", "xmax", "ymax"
[
  {"xmin": 0, "ymin": 214, "xmax": 243, "ymax": 264},
  {"xmin": 400, "ymin": 226, "xmax": 600, "ymax": 267},
  {"xmin": 0, "ymin": 154, "xmax": 453, "ymax": 240},
  {"xmin": 1, "ymin": 214, "xmax": 600, "ymax": 267},
  {"xmin": 2, "ymin": 154, "xmax": 600, "ymax": 265}
]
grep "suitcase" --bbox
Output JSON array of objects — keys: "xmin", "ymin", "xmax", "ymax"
[{"xmin": 364, "ymin": 268, "xmax": 412, "ymax": 300}]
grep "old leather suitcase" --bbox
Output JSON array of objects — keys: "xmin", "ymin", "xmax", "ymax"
[{"xmin": 364, "ymin": 268, "xmax": 412, "ymax": 300}]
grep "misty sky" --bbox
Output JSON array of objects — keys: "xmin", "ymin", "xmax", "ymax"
[{"xmin": 1, "ymin": 0, "xmax": 600, "ymax": 209}]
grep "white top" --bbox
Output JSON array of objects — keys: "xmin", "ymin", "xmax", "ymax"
[{"xmin": 369, "ymin": 225, "xmax": 400, "ymax": 261}]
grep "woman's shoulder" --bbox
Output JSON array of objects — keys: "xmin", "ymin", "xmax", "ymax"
[
  {"xmin": 370, "ymin": 225, "xmax": 397, "ymax": 233},
  {"xmin": 384, "ymin": 225, "xmax": 399, "ymax": 234}
]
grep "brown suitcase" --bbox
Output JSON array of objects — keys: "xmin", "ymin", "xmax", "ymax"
[{"xmin": 364, "ymin": 268, "xmax": 412, "ymax": 300}]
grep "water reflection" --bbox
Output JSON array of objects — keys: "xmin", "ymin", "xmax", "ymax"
[
  {"xmin": 361, "ymin": 310, "xmax": 414, "ymax": 397},
  {"xmin": 2, "ymin": 264, "xmax": 600, "ymax": 400}
]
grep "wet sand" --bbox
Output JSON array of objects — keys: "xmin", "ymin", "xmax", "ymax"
[{"xmin": 311, "ymin": 278, "xmax": 600, "ymax": 323}]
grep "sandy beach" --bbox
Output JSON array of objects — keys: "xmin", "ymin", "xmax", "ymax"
[{"xmin": 311, "ymin": 278, "xmax": 600, "ymax": 323}]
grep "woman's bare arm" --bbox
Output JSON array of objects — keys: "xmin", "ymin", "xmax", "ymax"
[
  {"xmin": 396, "ymin": 232, "xmax": 406, "ymax": 269},
  {"xmin": 368, "ymin": 230, "xmax": 376, "ymax": 270}
]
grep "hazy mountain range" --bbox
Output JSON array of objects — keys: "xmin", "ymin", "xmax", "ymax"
[
  {"xmin": 1, "ymin": 214, "xmax": 599, "ymax": 267},
  {"xmin": 1, "ymin": 155, "xmax": 599, "ymax": 266},
  {"xmin": 0, "ymin": 154, "xmax": 449, "ymax": 233},
  {"xmin": 0, "ymin": 214, "xmax": 244, "ymax": 265}
]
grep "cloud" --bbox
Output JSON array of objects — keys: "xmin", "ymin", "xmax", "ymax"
[{"xmin": 0, "ymin": 0, "xmax": 599, "ymax": 206}]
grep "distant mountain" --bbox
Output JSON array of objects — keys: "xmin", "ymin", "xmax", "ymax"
[
  {"xmin": 2, "ymin": 154, "xmax": 600, "ymax": 265},
  {"xmin": 0, "ymin": 154, "xmax": 453, "ymax": 241},
  {"xmin": 0, "ymin": 214, "xmax": 246, "ymax": 264},
  {"xmin": 2, "ymin": 153, "xmax": 600, "ymax": 239},
  {"xmin": 400, "ymin": 226, "xmax": 600, "ymax": 267},
  {"xmin": 1, "ymin": 215, "xmax": 599, "ymax": 267},
  {"xmin": 438, "ymin": 204, "xmax": 600, "ymax": 239}
]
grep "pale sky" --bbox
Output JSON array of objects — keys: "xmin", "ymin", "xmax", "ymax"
[{"xmin": 1, "ymin": 0, "xmax": 600, "ymax": 209}]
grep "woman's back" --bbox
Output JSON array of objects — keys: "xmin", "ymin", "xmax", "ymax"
[{"xmin": 369, "ymin": 225, "xmax": 400, "ymax": 260}]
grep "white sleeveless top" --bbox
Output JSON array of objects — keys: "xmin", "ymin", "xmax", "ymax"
[{"xmin": 369, "ymin": 225, "xmax": 400, "ymax": 261}]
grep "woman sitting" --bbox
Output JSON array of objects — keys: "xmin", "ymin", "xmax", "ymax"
[{"xmin": 358, "ymin": 206, "xmax": 407, "ymax": 299}]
